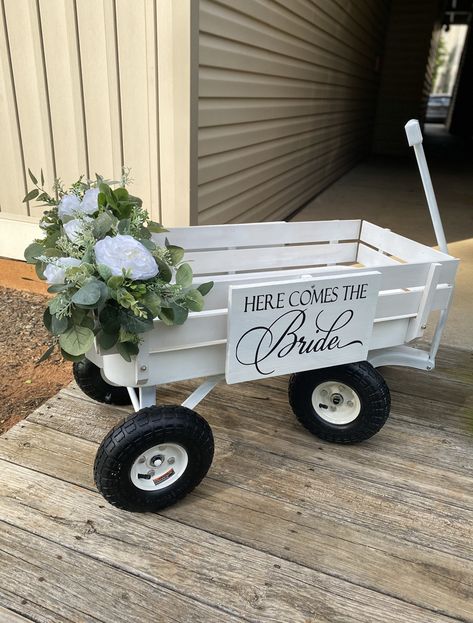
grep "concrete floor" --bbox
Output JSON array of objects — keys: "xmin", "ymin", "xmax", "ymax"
[{"xmin": 293, "ymin": 124, "xmax": 473, "ymax": 350}]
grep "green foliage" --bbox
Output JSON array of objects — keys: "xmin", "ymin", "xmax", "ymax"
[{"xmin": 23, "ymin": 170, "xmax": 213, "ymax": 362}]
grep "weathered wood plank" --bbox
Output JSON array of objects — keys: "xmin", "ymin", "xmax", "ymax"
[
  {"xmin": 0, "ymin": 517, "xmax": 239, "ymax": 623},
  {"xmin": 54, "ymin": 383, "xmax": 473, "ymax": 492},
  {"xmin": 0, "ymin": 460, "xmax": 463, "ymax": 623},
  {"xmin": 3, "ymin": 413, "xmax": 473, "ymax": 619},
  {"xmin": 0, "ymin": 606, "xmax": 35, "ymax": 623}
]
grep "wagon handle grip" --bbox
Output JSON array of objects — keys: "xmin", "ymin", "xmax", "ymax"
[{"xmin": 404, "ymin": 119, "xmax": 448, "ymax": 254}]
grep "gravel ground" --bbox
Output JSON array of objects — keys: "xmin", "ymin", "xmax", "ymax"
[{"xmin": 0, "ymin": 286, "xmax": 72, "ymax": 433}]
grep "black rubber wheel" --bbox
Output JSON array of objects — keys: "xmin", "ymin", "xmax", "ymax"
[
  {"xmin": 288, "ymin": 361, "xmax": 390, "ymax": 443},
  {"xmin": 73, "ymin": 358, "xmax": 131, "ymax": 406},
  {"xmin": 94, "ymin": 405, "xmax": 214, "ymax": 512}
]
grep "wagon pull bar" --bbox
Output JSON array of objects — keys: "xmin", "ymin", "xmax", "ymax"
[{"xmin": 404, "ymin": 119, "xmax": 448, "ymax": 255}]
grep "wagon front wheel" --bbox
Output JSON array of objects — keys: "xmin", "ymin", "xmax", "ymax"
[
  {"xmin": 288, "ymin": 362, "xmax": 390, "ymax": 443},
  {"xmin": 94, "ymin": 405, "xmax": 214, "ymax": 512}
]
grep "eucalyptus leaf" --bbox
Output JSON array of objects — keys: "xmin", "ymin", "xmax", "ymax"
[
  {"xmin": 170, "ymin": 303, "xmax": 188, "ymax": 325},
  {"xmin": 59, "ymin": 325, "xmax": 95, "ymax": 356},
  {"xmin": 176, "ymin": 263, "xmax": 193, "ymax": 288},
  {"xmin": 147, "ymin": 221, "xmax": 168, "ymax": 234},
  {"xmin": 23, "ymin": 188, "xmax": 39, "ymax": 203},
  {"xmin": 40, "ymin": 169, "xmax": 44, "ymax": 186},
  {"xmin": 97, "ymin": 264, "xmax": 113, "ymax": 281},
  {"xmin": 141, "ymin": 292, "xmax": 161, "ymax": 317},
  {"xmin": 97, "ymin": 329, "xmax": 118, "ymax": 350},
  {"xmin": 72, "ymin": 282, "xmax": 102, "ymax": 306},
  {"xmin": 36, "ymin": 343, "xmax": 56, "ymax": 365},
  {"xmin": 155, "ymin": 258, "xmax": 172, "ymax": 283},
  {"xmin": 107, "ymin": 275, "xmax": 124, "ymax": 290},
  {"xmin": 93, "ymin": 211, "xmax": 114, "ymax": 238},
  {"xmin": 117, "ymin": 219, "xmax": 131, "ymax": 234},
  {"xmin": 24, "ymin": 242, "xmax": 45, "ymax": 264},
  {"xmin": 35, "ymin": 262, "xmax": 46, "ymax": 280},
  {"xmin": 43, "ymin": 308, "xmax": 52, "ymax": 332},
  {"xmin": 60, "ymin": 348, "xmax": 85, "ymax": 362},
  {"xmin": 197, "ymin": 281, "xmax": 214, "ymax": 296},
  {"xmin": 114, "ymin": 187, "xmax": 129, "ymax": 201},
  {"xmin": 116, "ymin": 341, "xmax": 139, "ymax": 362},
  {"xmin": 167, "ymin": 245, "xmax": 185, "ymax": 265},
  {"xmin": 158, "ymin": 308, "xmax": 174, "ymax": 326},
  {"xmin": 28, "ymin": 169, "xmax": 38, "ymax": 185},
  {"xmin": 139, "ymin": 239, "xmax": 156, "ymax": 251},
  {"xmin": 99, "ymin": 305, "xmax": 121, "ymax": 334},
  {"xmin": 47, "ymin": 284, "xmax": 69, "ymax": 294},
  {"xmin": 119, "ymin": 308, "xmax": 154, "ymax": 334},
  {"xmin": 185, "ymin": 289, "xmax": 205, "ymax": 312},
  {"xmin": 51, "ymin": 314, "xmax": 69, "ymax": 335}
]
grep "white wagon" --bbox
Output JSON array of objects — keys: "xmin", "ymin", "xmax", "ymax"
[{"xmin": 74, "ymin": 121, "xmax": 458, "ymax": 512}]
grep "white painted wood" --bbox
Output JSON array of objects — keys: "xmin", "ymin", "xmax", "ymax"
[
  {"xmin": 154, "ymin": 220, "xmax": 361, "ymax": 250},
  {"xmin": 357, "ymin": 243, "xmax": 402, "ymax": 267},
  {"xmin": 405, "ymin": 263, "xmax": 441, "ymax": 342},
  {"xmin": 360, "ymin": 221, "xmax": 451, "ymax": 263},
  {"xmin": 186, "ymin": 242, "xmax": 359, "ymax": 275},
  {"xmin": 225, "ymin": 272, "xmax": 382, "ymax": 383},
  {"xmin": 84, "ymin": 220, "xmax": 458, "ymax": 387},
  {"xmin": 0, "ymin": 214, "xmax": 41, "ymax": 260}
]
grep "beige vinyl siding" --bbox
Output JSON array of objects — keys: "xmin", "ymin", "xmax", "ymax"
[
  {"xmin": 0, "ymin": 0, "xmax": 196, "ymax": 259},
  {"xmin": 198, "ymin": 0, "xmax": 390, "ymax": 225},
  {"xmin": 373, "ymin": 0, "xmax": 442, "ymax": 155}
]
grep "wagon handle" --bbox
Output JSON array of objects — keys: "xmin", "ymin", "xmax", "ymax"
[{"xmin": 404, "ymin": 119, "xmax": 449, "ymax": 254}]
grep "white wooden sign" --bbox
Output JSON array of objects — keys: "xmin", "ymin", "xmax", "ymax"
[{"xmin": 225, "ymin": 271, "xmax": 381, "ymax": 384}]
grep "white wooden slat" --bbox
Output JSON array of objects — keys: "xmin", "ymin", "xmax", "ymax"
[
  {"xmin": 3, "ymin": 0, "xmax": 55, "ymax": 219},
  {"xmin": 361, "ymin": 221, "xmax": 448, "ymax": 263},
  {"xmin": 186, "ymin": 242, "xmax": 358, "ymax": 275},
  {"xmin": 0, "ymin": 8, "xmax": 25, "ymax": 215},
  {"xmin": 141, "ymin": 286, "xmax": 451, "ymax": 355},
  {"xmin": 155, "ymin": 220, "xmax": 361, "ymax": 250},
  {"xmin": 357, "ymin": 243, "xmax": 402, "ymax": 267},
  {"xmin": 38, "ymin": 0, "xmax": 87, "ymax": 182},
  {"xmin": 117, "ymin": 317, "xmax": 412, "ymax": 386},
  {"xmin": 75, "ymin": 0, "xmax": 122, "ymax": 179},
  {"xmin": 194, "ymin": 260, "xmax": 457, "ymax": 309}
]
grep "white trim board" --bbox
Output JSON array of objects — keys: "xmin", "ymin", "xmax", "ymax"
[{"xmin": 0, "ymin": 214, "xmax": 41, "ymax": 260}]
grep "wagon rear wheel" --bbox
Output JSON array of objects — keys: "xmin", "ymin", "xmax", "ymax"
[
  {"xmin": 288, "ymin": 362, "xmax": 390, "ymax": 443},
  {"xmin": 94, "ymin": 405, "xmax": 214, "ymax": 512},
  {"xmin": 73, "ymin": 358, "xmax": 131, "ymax": 406}
]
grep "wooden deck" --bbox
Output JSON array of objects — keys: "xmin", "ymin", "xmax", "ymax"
[{"xmin": 0, "ymin": 346, "xmax": 472, "ymax": 623}]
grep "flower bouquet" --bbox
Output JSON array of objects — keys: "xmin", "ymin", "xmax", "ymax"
[{"xmin": 24, "ymin": 171, "xmax": 213, "ymax": 363}]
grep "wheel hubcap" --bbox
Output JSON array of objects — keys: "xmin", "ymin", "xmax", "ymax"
[
  {"xmin": 130, "ymin": 443, "xmax": 188, "ymax": 491},
  {"xmin": 312, "ymin": 381, "xmax": 361, "ymax": 425}
]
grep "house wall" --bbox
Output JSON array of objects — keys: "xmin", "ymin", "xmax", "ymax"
[
  {"xmin": 197, "ymin": 0, "xmax": 390, "ymax": 224},
  {"xmin": 373, "ymin": 0, "xmax": 442, "ymax": 155},
  {"xmin": 0, "ymin": 0, "xmax": 195, "ymax": 260}
]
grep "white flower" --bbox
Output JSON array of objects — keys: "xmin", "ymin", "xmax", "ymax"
[
  {"xmin": 58, "ymin": 194, "xmax": 81, "ymax": 220},
  {"xmin": 80, "ymin": 188, "xmax": 100, "ymax": 215},
  {"xmin": 63, "ymin": 217, "xmax": 92, "ymax": 243},
  {"xmin": 94, "ymin": 234, "xmax": 159, "ymax": 280},
  {"xmin": 44, "ymin": 257, "xmax": 82, "ymax": 285}
]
